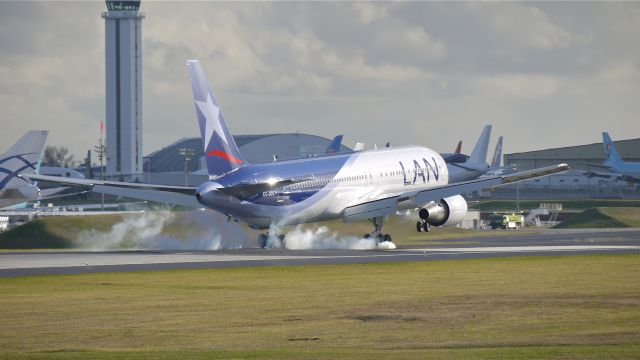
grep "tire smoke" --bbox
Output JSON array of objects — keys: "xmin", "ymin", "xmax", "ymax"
[{"xmin": 75, "ymin": 210, "xmax": 252, "ymax": 250}]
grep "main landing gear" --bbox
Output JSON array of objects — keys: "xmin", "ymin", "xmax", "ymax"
[
  {"xmin": 416, "ymin": 219, "xmax": 431, "ymax": 233},
  {"xmin": 258, "ymin": 233, "xmax": 285, "ymax": 249},
  {"xmin": 364, "ymin": 217, "xmax": 393, "ymax": 243}
]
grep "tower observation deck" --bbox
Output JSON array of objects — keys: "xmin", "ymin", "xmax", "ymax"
[{"xmin": 102, "ymin": 0, "xmax": 144, "ymax": 180}]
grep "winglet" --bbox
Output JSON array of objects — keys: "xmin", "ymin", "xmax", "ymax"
[{"xmin": 187, "ymin": 60, "xmax": 247, "ymax": 178}]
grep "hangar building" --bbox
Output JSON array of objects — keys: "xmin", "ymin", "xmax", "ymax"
[
  {"xmin": 142, "ymin": 133, "xmax": 351, "ymax": 185},
  {"xmin": 504, "ymin": 137, "xmax": 640, "ymax": 172}
]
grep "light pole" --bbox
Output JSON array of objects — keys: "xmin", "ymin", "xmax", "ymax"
[
  {"xmin": 95, "ymin": 122, "xmax": 107, "ymax": 211},
  {"xmin": 178, "ymin": 148, "xmax": 195, "ymax": 186}
]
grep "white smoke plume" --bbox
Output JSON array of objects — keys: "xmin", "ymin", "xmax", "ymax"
[
  {"xmin": 266, "ymin": 224, "xmax": 379, "ymax": 250},
  {"xmin": 75, "ymin": 210, "xmax": 252, "ymax": 250}
]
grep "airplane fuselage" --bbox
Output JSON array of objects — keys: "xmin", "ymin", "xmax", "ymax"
[{"xmin": 196, "ymin": 146, "xmax": 449, "ymax": 228}]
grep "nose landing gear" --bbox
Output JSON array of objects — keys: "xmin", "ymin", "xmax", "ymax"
[{"xmin": 258, "ymin": 233, "xmax": 285, "ymax": 248}]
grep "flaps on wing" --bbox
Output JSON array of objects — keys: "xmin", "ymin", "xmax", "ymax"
[
  {"xmin": 20, "ymin": 174, "xmax": 197, "ymax": 195},
  {"xmin": 218, "ymin": 178, "xmax": 311, "ymax": 198}
]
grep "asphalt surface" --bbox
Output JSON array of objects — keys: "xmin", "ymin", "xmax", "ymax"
[{"xmin": 1, "ymin": 229, "xmax": 638, "ymax": 277}]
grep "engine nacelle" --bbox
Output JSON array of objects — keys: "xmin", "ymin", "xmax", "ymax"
[{"xmin": 418, "ymin": 195, "xmax": 467, "ymax": 227}]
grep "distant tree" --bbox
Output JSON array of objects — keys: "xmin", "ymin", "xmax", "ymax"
[{"xmin": 42, "ymin": 145, "xmax": 75, "ymax": 168}]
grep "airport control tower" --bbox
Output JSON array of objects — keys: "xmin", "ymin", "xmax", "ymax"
[{"xmin": 102, "ymin": 1, "xmax": 144, "ymax": 180}]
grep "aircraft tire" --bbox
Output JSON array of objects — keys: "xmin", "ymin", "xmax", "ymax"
[
  {"xmin": 258, "ymin": 234, "xmax": 268, "ymax": 248},
  {"xmin": 416, "ymin": 222, "xmax": 423, "ymax": 232},
  {"xmin": 382, "ymin": 234, "xmax": 392, "ymax": 242}
]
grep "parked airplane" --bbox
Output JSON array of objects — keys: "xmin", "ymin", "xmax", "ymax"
[
  {"xmin": 25, "ymin": 61, "xmax": 569, "ymax": 246},
  {"xmin": 582, "ymin": 132, "xmax": 640, "ymax": 183},
  {"xmin": 0, "ymin": 130, "xmax": 67, "ymax": 208},
  {"xmin": 445, "ymin": 125, "xmax": 492, "ymax": 182},
  {"xmin": 325, "ymin": 135, "xmax": 343, "ymax": 154}
]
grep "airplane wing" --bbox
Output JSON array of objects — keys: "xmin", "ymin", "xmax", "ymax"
[
  {"xmin": 581, "ymin": 170, "xmax": 640, "ymax": 184},
  {"xmin": 343, "ymin": 163, "xmax": 569, "ymax": 222},
  {"xmin": 21, "ymin": 174, "xmax": 312, "ymax": 207},
  {"xmin": 578, "ymin": 162, "xmax": 610, "ymax": 170},
  {"xmin": 20, "ymin": 174, "xmax": 200, "ymax": 207}
]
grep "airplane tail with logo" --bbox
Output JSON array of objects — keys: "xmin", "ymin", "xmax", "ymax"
[
  {"xmin": 468, "ymin": 125, "xmax": 492, "ymax": 165},
  {"xmin": 0, "ymin": 130, "xmax": 48, "ymax": 190},
  {"xmin": 454, "ymin": 140, "xmax": 462, "ymax": 154},
  {"xmin": 490, "ymin": 136, "xmax": 503, "ymax": 168},
  {"xmin": 187, "ymin": 60, "xmax": 247, "ymax": 178},
  {"xmin": 325, "ymin": 135, "xmax": 343, "ymax": 154},
  {"xmin": 602, "ymin": 132, "xmax": 623, "ymax": 165}
]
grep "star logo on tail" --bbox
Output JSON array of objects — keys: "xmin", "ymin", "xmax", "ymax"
[{"xmin": 196, "ymin": 93, "xmax": 227, "ymax": 151}]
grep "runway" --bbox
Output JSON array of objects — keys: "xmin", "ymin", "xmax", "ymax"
[{"xmin": 1, "ymin": 229, "xmax": 639, "ymax": 277}]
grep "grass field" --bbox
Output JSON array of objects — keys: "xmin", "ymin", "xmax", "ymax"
[
  {"xmin": 1, "ymin": 255, "xmax": 639, "ymax": 359},
  {"xmin": 554, "ymin": 207, "xmax": 640, "ymax": 229},
  {"xmin": 471, "ymin": 199, "xmax": 640, "ymax": 212}
]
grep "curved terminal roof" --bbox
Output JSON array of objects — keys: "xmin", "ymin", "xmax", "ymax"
[{"xmin": 144, "ymin": 133, "xmax": 352, "ymax": 173}]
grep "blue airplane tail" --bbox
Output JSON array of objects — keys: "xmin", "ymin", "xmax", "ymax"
[
  {"xmin": 187, "ymin": 60, "xmax": 247, "ymax": 178},
  {"xmin": 325, "ymin": 135, "xmax": 343, "ymax": 154},
  {"xmin": 602, "ymin": 132, "xmax": 622, "ymax": 165},
  {"xmin": 0, "ymin": 130, "xmax": 47, "ymax": 190}
]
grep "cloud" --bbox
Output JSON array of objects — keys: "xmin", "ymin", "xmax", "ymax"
[{"xmin": 0, "ymin": 1, "xmax": 639, "ymax": 161}]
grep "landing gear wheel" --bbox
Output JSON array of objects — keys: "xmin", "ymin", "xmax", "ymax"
[
  {"xmin": 258, "ymin": 234, "xmax": 268, "ymax": 248},
  {"xmin": 364, "ymin": 234, "xmax": 371, "ymax": 239},
  {"xmin": 416, "ymin": 221, "xmax": 423, "ymax": 233},
  {"xmin": 422, "ymin": 222, "xmax": 431, "ymax": 232},
  {"xmin": 382, "ymin": 234, "xmax": 392, "ymax": 243}
]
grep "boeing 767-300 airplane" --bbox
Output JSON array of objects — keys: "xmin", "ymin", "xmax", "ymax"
[{"xmin": 25, "ymin": 61, "xmax": 569, "ymax": 246}]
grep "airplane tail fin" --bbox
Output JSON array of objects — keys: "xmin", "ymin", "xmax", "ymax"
[
  {"xmin": 454, "ymin": 140, "xmax": 462, "ymax": 154},
  {"xmin": 490, "ymin": 136, "xmax": 503, "ymax": 168},
  {"xmin": 468, "ymin": 125, "xmax": 492, "ymax": 164},
  {"xmin": 187, "ymin": 60, "xmax": 247, "ymax": 178},
  {"xmin": 0, "ymin": 130, "xmax": 48, "ymax": 190},
  {"xmin": 602, "ymin": 132, "xmax": 622, "ymax": 164},
  {"xmin": 325, "ymin": 135, "xmax": 343, "ymax": 154}
]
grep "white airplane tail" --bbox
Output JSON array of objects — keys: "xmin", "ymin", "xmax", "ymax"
[
  {"xmin": 490, "ymin": 136, "xmax": 503, "ymax": 168},
  {"xmin": 468, "ymin": 125, "xmax": 492, "ymax": 164},
  {"xmin": 0, "ymin": 130, "xmax": 48, "ymax": 190}
]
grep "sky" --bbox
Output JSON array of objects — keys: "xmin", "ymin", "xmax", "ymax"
[{"xmin": 1, "ymin": 1, "xmax": 639, "ymax": 162}]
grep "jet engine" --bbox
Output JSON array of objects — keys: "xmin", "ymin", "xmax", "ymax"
[{"xmin": 418, "ymin": 195, "xmax": 467, "ymax": 227}]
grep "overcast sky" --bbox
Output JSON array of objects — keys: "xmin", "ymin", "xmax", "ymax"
[{"xmin": 1, "ymin": 1, "xmax": 639, "ymax": 162}]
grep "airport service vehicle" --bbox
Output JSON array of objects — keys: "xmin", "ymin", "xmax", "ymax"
[
  {"xmin": 24, "ymin": 60, "xmax": 569, "ymax": 246},
  {"xmin": 581, "ymin": 132, "xmax": 640, "ymax": 184}
]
